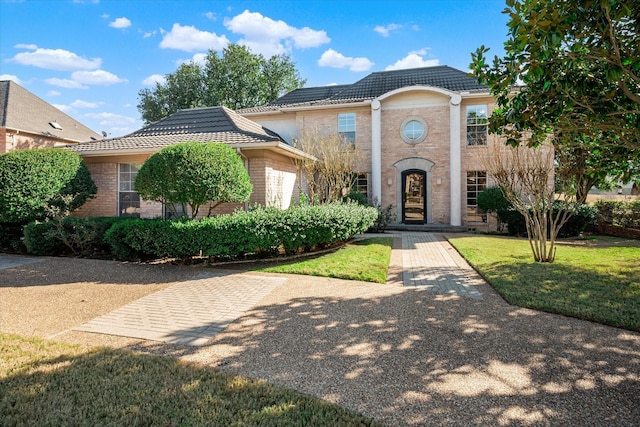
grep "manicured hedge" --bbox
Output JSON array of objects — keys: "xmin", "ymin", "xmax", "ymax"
[
  {"xmin": 104, "ymin": 203, "xmax": 379, "ymax": 261},
  {"xmin": 595, "ymin": 200, "xmax": 640, "ymax": 229},
  {"xmin": 0, "ymin": 148, "xmax": 96, "ymax": 223},
  {"xmin": 23, "ymin": 217, "xmax": 129, "ymax": 257}
]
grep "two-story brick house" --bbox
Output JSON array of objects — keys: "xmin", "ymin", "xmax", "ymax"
[
  {"xmin": 69, "ymin": 65, "xmax": 506, "ymax": 228},
  {"xmin": 242, "ymin": 65, "xmax": 499, "ymax": 229}
]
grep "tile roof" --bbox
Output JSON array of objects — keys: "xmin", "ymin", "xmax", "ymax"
[
  {"xmin": 70, "ymin": 106, "xmax": 287, "ymax": 154},
  {"xmin": 240, "ymin": 65, "xmax": 489, "ymax": 114},
  {"xmin": 268, "ymin": 84, "xmax": 351, "ymax": 105},
  {"xmin": 0, "ymin": 80, "xmax": 102, "ymax": 142}
]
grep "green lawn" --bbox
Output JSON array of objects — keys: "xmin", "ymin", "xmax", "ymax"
[
  {"xmin": 256, "ymin": 237, "xmax": 393, "ymax": 284},
  {"xmin": 448, "ymin": 235, "xmax": 640, "ymax": 331},
  {"xmin": 0, "ymin": 334, "xmax": 379, "ymax": 426}
]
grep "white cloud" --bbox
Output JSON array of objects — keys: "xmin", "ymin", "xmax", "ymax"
[
  {"xmin": 109, "ymin": 17, "xmax": 131, "ymax": 29},
  {"xmin": 142, "ymin": 74, "xmax": 166, "ymax": 86},
  {"xmin": 71, "ymin": 70, "xmax": 128, "ymax": 85},
  {"xmin": 10, "ymin": 47, "xmax": 101, "ymax": 71},
  {"xmin": 71, "ymin": 99, "xmax": 103, "ymax": 108},
  {"xmin": 52, "ymin": 103, "xmax": 73, "ymax": 113},
  {"xmin": 385, "ymin": 53, "xmax": 439, "ymax": 71},
  {"xmin": 317, "ymin": 49, "xmax": 374, "ymax": 72},
  {"xmin": 101, "ymin": 13, "xmax": 110, "ymax": 19},
  {"xmin": 224, "ymin": 10, "xmax": 330, "ymax": 57},
  {"xmin": 14, "ymin": 43, "xmax": 37, "ymax": 50},
  {"xmin": 47, "ymin": 90, "xmax": 61, "ymax": 96},
  {"xmin": 0, "ymin": 74, "xmax": 22, "ymax": 84},
  {"xmin": 143, "ymin": 29, "xmax": 157, "ymax": 38},
  {"xmin": 204, "ymin": 11, "xmax": 216, "ymax": 20},
  {"xmin": 374, "ymin": 23, "xmax": 402, "ymax": 37},
  {"xmin": 160, "ymin": 23, "xmax": 229, "ymax": 52},
  {"xmin": 44, "ymin": 77, "xmax": 88, "ymax": 89},
  {"xmin": 176, "ymin": 52, "xmax": 208, "ymax": 66},
  {"xmin": 84, "ymin": 112, "xmax": 136, "ymax": 126},
  {"xmin": 409, "ymin": 48, "xmax": 429, "ymax": 56}
]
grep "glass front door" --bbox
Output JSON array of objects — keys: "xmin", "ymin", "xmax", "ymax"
[{"xmin": 402, "ymin": 170, "xmax": 426, "ymax": 224}]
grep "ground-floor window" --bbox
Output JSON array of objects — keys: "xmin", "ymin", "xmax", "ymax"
[
  {"xmin": 356, "ymin": 173, "xmax": 369, "ymax": 199},
  {"xmin": 119, "ymin": 163, "xmax": 141, "ymax": 217},
  {"xmin": 466, "ymin": 171, "xmax": 487, "ymax": 223}
]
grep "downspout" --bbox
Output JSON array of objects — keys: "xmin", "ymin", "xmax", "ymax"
[{"xmin": 236, "ymin": 148, "xmax": 250, "ymax": 211}]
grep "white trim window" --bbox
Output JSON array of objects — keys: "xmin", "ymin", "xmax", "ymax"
[
  {"xmin": 466, "ymin": 105, "xmax": 488, "ymax": 146},
  {"xmin": 338, "ymin": 113, "xmax": 356, "ymax": 145},
  {"xmin": 401, "ymin": 116, "xmax": 428, "ymax": 145},
  {"xmin": 118, "ymin": 163, "xmax": 141, "ymax": 217},
  {"xmin": 466, "ymin": 171, "xmax": 487, "ymax": 223}
]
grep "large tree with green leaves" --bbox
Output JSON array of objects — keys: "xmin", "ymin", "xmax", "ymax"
[
  {"xmin": 134, "ymin": 142, "xmax": 252, "ymax": 219},
  {"xmin": 138, "ymin": 44, "xmax": 306, "ymax": 124},
  {"xmin": 470, "ymin": 0, "xmax": 640, "ymax": 201}
]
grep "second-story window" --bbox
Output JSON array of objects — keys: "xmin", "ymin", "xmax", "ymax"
[
  {"xmin": 338, "ymin": 113, "xmax": 356, "ymax": 145},
  {"xmin": 466, "ymin": 105, "xmax": 488, "ymax": 146}
]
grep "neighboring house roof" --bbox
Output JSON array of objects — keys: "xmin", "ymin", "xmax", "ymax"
[
  {"xmin": 0, "ymin": 80, "xmax": 102, "ymax": 143},
  {"xmin": 70, "ymin": 105, "xmax": 312, "ymax": 159},
  {"xmin": 240, "ymin": 65, "xmax": 489, "ymax": 114}
]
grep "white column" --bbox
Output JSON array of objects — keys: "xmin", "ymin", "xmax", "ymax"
[
  {"xmin": 449, "ymin": 95, "xmax": 462, "ymax": 226},
  {"xmin": 371, "ymin": 99, "xmax": 382, "ymax": 203}
]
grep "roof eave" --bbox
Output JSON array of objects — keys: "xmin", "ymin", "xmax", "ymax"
[{"xmin": 242, "ymin": 99, "xmax": 373, "ymax": 116}]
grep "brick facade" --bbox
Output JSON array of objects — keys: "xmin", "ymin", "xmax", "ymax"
[
  {"xmin": 248, "ymin": 91, "xmax": 511, "ymax": 229},
  {"xmin": 74, "ymin": 148, "xmax": 300, "ymax": 219}
]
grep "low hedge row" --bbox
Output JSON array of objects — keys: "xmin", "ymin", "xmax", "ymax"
[
  {"xmin": 23, "ymin": 216, "xmax": 128, "ymax": 256},
  {"xmin": 594, "ymin": 200, "xmax": 640, "ymax": 229},
  {"xmin": 500, "ymin": 202, "xmax": 598, "ymax": 238},
  {"xmin": 22, "ymin": 203, "xmax": 378, "ymax": 260},
  {"xmin": 104, "ymin": 203, "xmax": 378, "ymax": 260}
]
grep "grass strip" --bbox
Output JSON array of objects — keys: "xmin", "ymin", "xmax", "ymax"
[
  {"xmin": 256, "ymin": 237, "xmax": 393, "ymax": 284},
  {"xmin": 0, "ymin": 334, "xmax": 380, "ymax": 426},
  {"xmin": 448, "ymin": 235, "xmax": 640, "ymax": 332}
]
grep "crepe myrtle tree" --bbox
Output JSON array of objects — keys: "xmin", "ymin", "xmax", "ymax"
[
  {"xmin": 295, "ymin": 128, "xmax": 365, "ymax": 204},
  {"xmin": 134, "ymin": 142, "xmax": 252, "ymax": 219}
]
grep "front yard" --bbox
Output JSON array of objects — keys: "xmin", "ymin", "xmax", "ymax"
[{"xmin": 448, "ymin": 235, "xmax": 640, "ymax": 332}]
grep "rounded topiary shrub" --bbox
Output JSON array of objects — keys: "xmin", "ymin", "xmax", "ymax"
[
  {"xmin": 135, "ymin": 142, "xmax": 252, "ymax": 218},
  {"xmin": 0, "ymin": 148, "xmax": 96, "ymax": 223}
]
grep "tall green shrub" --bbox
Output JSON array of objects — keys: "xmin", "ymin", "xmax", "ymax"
[
  {"xmin": 104, "ymin": 203, "xmax": 378, "ymax": 261},
  {"xmin": 0, "ymin": 148, "xmax": 96, "ymax": 223},
  {"xmin": 134, "ymin": 142, "xmax": 252, "ymax": 218}
]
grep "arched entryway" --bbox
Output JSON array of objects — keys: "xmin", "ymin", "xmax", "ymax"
[
  {"xmin": 393, "ymin": 157, "xmax": 435, "ymax": 224},
  {"xmin": 402, "ymin": 170, "xmax": 426, "ymax": 224}
]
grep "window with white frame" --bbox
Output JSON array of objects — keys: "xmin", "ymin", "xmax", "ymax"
[
  {"xmin": 466, "ymin": 105, "xmax": 488, "ymax": 146},
  {"xmin": 466, "ymin": 171, "xmax": 487, "ymax": 223},
  {"xmin": 338, "ymin": 113, "xmax": 356, "ymax": 145},
  {"xmin": 401, "ymin": 116, "xmax": 428, "ymax": 144},
  {"xmin": 119, "ymin": 164, "xmax": 141, "ymax": 217}
]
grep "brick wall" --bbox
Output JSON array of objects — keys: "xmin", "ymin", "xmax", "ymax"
[{"xmin": 74, "ymin": 162, "xmax": 118, "ymax": 217}]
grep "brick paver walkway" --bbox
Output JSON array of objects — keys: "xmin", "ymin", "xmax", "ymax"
[
  {"xmin": 52, "ymin": 232, "xmax": 482, "ymax": 346},
  {"xmin": 401, "ymin": 233, "xmax": 484, "ymax": 300},
  {"xmin": 74, "ymin": 272, "xmax": 287, "ymax": 346}
]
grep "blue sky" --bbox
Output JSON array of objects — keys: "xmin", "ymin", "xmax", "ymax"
[{"xmin": 0, "ymin": 0, "xmax": 510, "ymax": 137}]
